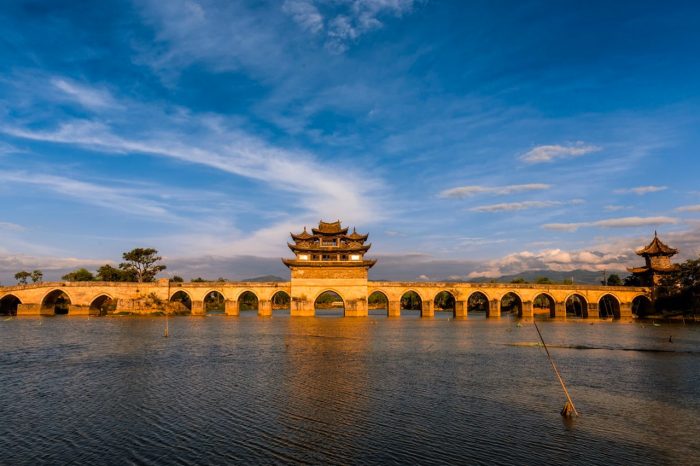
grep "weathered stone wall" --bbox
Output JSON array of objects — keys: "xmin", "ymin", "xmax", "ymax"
[{"xmin": 1, "ymin": 278, "xmax": 650, "ymax": 320}]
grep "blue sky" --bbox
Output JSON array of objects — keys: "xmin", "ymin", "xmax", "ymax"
[{"xmin": 1, "ymin": 0, "xmax": 699, "ymax": 282}]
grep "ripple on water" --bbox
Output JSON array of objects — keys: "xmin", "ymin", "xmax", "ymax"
[{"xmin": 1, "ymin": 317, "xmax": 699, "ymax": 465}]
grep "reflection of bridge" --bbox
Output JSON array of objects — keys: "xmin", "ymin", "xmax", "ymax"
[{"xmin": 0, "ymin": 279, "xmax": 651, "ymax": 319}]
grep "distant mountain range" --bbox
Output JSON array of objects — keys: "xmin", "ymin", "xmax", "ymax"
[
  {"xmin": 241, "ymin": 274, "xmax": 286, "ymax": 282},
  {"xmin": 468, "ymin": 269, "xmax": 629, "ymax": 285}
]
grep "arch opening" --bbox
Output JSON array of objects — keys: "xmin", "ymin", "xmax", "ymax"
[
  {"xmin": 89, "ymin": 295, "xmax": 115, "ymax": 316},
  {"xmin": 314, "ymin": 291, "xmax": 344, "ymax": 317},
  {"xmin": 238, "ymin": 291, "xmax": 259, "ymax": 314},
  {"xmin": 566, "ymin": 294, "xmax": 588, "ymax": 318},
  {"xmin": 368, "ymin": 291, "xmax": 388, "ymax": 316},
  {"xmin": 271, "ymin": 291, "xmax": 291, "ymax": 314},
  {"xmin": 468, "ymin": 292, "xmax": 489, "ymax": 318},
  {"xmin": 170, "ymin": 291, "xmax": 192, "ymax": 314},
  {"xmin": 500, "ymin": 292, "xmax": 522, "ymax": 317},
  {"xmin": 599, "ymin": 294, "xmax": 621, "ymax": 319},
  {"xmin": 42, "ymin": 290, "xmax": 71, "ymax": 315},
  {"xmin": 400, "ymin": 291, "xmax": 422, "ymax": 317},
  {"xmin": 0, "ymin": 294, "xmax": 21, "ymax": 316},
  {"xmin": 533, "ymin": 293, "xmax": 556, "ymax": 319},
  {"xmin": 434, "ymin": 291, "xmax": 456, "ymax": 318},
  {"xmin": 204, "ymin": 291, "xmax": 225, "ymax": 314},
  {"xmin": 632, "ymin": 295, "xmax": 654, "ymax": 317}
]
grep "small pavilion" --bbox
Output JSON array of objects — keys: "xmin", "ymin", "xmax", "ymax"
[{"xmin": 627, "ymin": 232, "xmax": 679, "ymax": 287}]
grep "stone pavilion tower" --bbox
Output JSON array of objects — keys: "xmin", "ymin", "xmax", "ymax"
[
  {"xmin": 627, "ymin": 232, "xmax": 679, "ymax": 287},
  {"xmin": 283, "ymin": 220, "xmax": 375, "ymax": 316}
]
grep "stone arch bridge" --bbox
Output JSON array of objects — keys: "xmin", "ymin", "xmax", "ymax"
[{"xmin": 1, "ymin": 278, "xmax": 651, "ymax": 320}]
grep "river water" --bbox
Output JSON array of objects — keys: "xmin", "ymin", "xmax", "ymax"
[{"xmin": 1, "ymin": 314, "xmax": 699, "ymax": 465}]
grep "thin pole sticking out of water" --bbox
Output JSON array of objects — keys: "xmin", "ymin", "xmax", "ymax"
[
  {"xmin": 533, "ymin": 321, "xmax": 578, "ymax": 417},
  {"xmin": 164, "ymin": 313, "xmax": 169, "ymax": 338}
]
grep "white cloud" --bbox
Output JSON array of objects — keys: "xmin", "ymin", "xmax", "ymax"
[
  {"xmin": 0, "ymin": 222, "xmax": 24, "ymax": 232},
  {"xmin": 614, "ymin": 185, "xmax": 667, "ymax": 195},
  {"xmin": 676, "ymin": 204, "xmax": 700, "ymax": 212},
  {"xmin": 543, "ymin": 216, "xmax": 678, "ymax": 232},
  {"xmin": 51, "ymin": 77, "xmax": 118, "ymax": 110},
  {"xmin": 470, "ymin": 200, "xmax": 561, "ymax": 212},
  {"xmin": 520, "ymin": 142, "xmax": 601, "ymax": 163},
  {"xmin": 440, "ymin": 183, "xmax": 550, "ymax": 198},
  {"xmin": 283, "ymin": 0, "xmax": 324, "ymax": 33},
  {"xmin": 282, "ymin": 0, "xmax": 418, "ymax": 53},
  {"xmin": 604, "ymin": 204, "xmax": 629, "ymax": 211},
  {"xmin": 0, "ymin": 171, "xmax": 176, "ymax": 219}
]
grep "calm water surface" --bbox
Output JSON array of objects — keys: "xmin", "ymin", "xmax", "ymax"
[{"xmin": 1, "ymin": 315, "xmax": 699, "ymax": 465}]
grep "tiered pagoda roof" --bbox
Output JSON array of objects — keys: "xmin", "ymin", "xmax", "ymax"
[
  {"xmin": 283, "ymin": 220, "xmax": 376, "ymax": 268},
  {"xmin": 635, "ymin": 232, "xmax": 678, "ymax": 257},
  {"xmin": 627, "ymin": 232, "xmax": 679, "ymax": 283}
]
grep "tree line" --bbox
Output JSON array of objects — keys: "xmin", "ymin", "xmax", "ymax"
[{"xmin": 13, "ymin": 248, "xmax": 167, "ymax": 284}]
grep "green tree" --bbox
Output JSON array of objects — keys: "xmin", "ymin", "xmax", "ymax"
[
  {"xmin": 606, "ymin": 274, "xmax": 622, "ymax": 286},
  {"xmin": 62, "ymin": 268, "xmax": 95, "ymax": 281},
  {"xmin": 30, "ymin": 270, "xmax": 43, "ymax": 283},
  {"xmin": 624, "ymin": 274, "xmax": 642, "ymax": 286},
  {"xmin": 510, "ymin": 277, "xmax": 526, "ymax": 284},
  {"xmin": 170, "ymin": 275, "xmax": 184, "ymax": 283},
  {"xmin": 14, "ymin": 271, "xmax": 31, "ymax": 285},
  {"xmin": 535, "ymin": 276, "xmax": 553, "ymax": 284},
  {"xmin": 657, "ymin": 257, "xmax": 700, "ymax": 314},
  {"xmin": 191, "ymin": 277, "xmax": 206, "ymax": 282},
  {"xmin": 96, "ymin": 264, "xmax": 135, "ymax": 282},
  {"xmin": 119, "ymin": 248, "xmax": 166, "ymax": 283}
]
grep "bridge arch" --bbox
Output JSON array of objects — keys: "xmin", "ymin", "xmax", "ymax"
[
  {"xmin": 170, "ymin": 290, "xmax": 192, "ymax": 313},
  {"xmin": 271, "ymin": 290, "xmax": 291, "ymax": 313},
  {"xmin": 467, "ymin": 291, "xmax": 490, "ymax": 316},
  {"xmin": 237, "ymin": 290, "xmax": 259, "ymax": 313},
  {"xmin": 368, "ymin": 290, "xmax": 389, "ymax": 316},
  {"xmin": 599, "ymin": 294, "xmax": 621, "ymax": 319},
  {"xmin": 89, "ymin": 294, "xmax": 115, "ymax": 316},
  {"xmin": 565, "ymin": 293, "xmax": 588, "ymax": 318},
  {"xmin": 400, "ymin": 290, "xmax": 423, "ymax": 316},
  {"xmin": 532, "ymin": 292, "xmax": 556, "ymax": 318},
  {"xmin": 203, "ymin": 290, "xmax": 226, "ymax": 314},
  {"xmin": 314, "ymin": 289, "xmax": 345, "ymax": 316},
  {"xmin": 632, "ymin": 294, "xmax": 654, "ymax": 317},
  {"xmin": 434, "ymin": 290, "xmax": 456, "ymax": 317},
  {"xmin": 42, "ymin": 289, "xmax": 72, "ymax": 315},
  {"xmin": 0, "ymin": 294, "xmax": 22, "ymax": 316},
  {"xmin": 500, "ymin": 291, "xmax": 522, "ymax": 317}
]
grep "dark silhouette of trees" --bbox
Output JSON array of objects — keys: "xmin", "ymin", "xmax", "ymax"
[
  {"xmin": 14, "ymin": 271, "xmax": 31, "ymax": 285},
  {"xmin": 119, "ymin": 248, "xmax": 166, "ymax": 282},
  {"xmin": 62, "ymin": 268, "xmax": 95, "ymax": 281}
]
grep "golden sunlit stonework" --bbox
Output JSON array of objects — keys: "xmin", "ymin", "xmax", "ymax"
[{"xmin": 0, "ymin": 220, "xmax": 659, "ymax": 320}]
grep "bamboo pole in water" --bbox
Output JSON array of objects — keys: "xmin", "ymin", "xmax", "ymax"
[{"xmin": 533, "ymin": 321, "xmax": 579, "ymax": 417}]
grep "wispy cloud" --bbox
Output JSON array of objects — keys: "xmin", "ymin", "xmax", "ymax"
[
  {"xmin": 283, "ymin": 0, "xmax": 324, "ymax": 33},
  {"xmin": 440, "ymin": 183, "xmax": 550, "ymax": 198},
  {"xmin": 543, "ymin": 216, "xmax": 677, "ymax": 232},
  {"xmin": 51, "ymin": 77, "xmax": 119, "ymax": 110},
  {"xmin": 604, "ymin": 204, "xmax": 630, "ymax": 211},
  {"xmin": 676, "ymin": 204, "xmax": 700, "ymax": 212},
  {"xmin": 614, "ymin": 185, "xmax": 667, "ymax": 195},
  {"xmin": 0, "ymin": 170, "xmax": 175, "ymax": 219},
  {"xmin": 470, "ymin": 199, "xmax": 583, "ymax": 213},
  {"xmin": 0, "ymin": 222, "xmax": 24, "ymax": 232},
  {"xmin": 283, "ymin": 0, "xmax": 419, "ymax": 53},
  {"xmin": 520, "ymin": 142, "xmax": 601, "ymax": 163},
  {"xmin": 471, "ymin": 200, "xmax": 562, "ymax": 212}
]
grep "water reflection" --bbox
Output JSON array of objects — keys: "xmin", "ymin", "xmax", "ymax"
[{"xmin": 0, "ymin": 317, "xmax": 698, "ymax": 464}]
